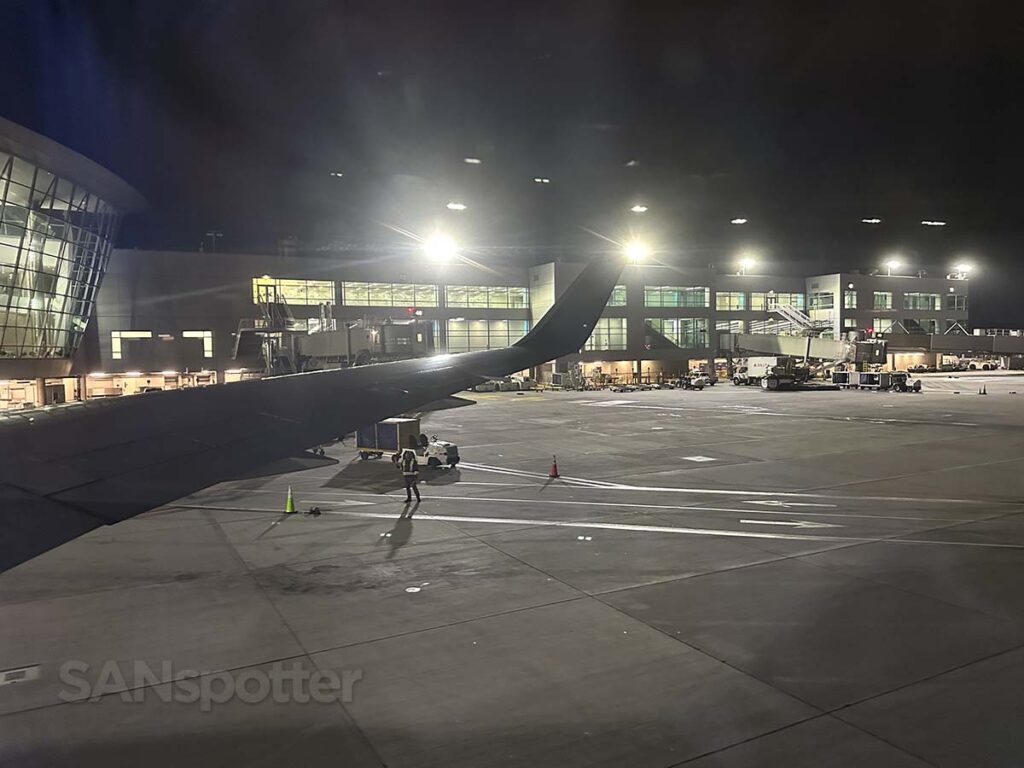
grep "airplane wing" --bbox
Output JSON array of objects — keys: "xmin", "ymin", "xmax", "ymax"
[{"xmin": 0, "ymin": 255, "xmax": 623, "ymax": 571}]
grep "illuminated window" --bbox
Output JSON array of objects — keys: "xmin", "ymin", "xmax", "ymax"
[
  {"xmin": 715, "ymin": 319, "xmax": 745, "ymax": 334},
  {"xmin": 843, "ymin": 290, "xmax": 857, "ymax": 309},
  {"xmin": 750, "ymin": 292, "xmax": 806, "ymax": 311},
  {"xmin": 607, "ymin": 285, "xmax": 627, "ymax": 307},
  {"xmin": 182, "ymin": 330, "xmax": 214, "ymax": 358},
  {"xmin": 252, "ymin": 277, "xmax": 335, "ymax": 306},
  {"xmin": 808, "ymin": 292, "xmax": 834, "ymax": 310},
  {"xmin": 0, "ymin": 152, "xmax": 124, "ymax": 361},
  {"xmin": 874, "ymin": 317, "xmax": 894, "ymax": 333},
  {"xmin": 644, "ymin": 286, "xmax": 709, "ymax": 308},
  {"xmin": 584, "ymin": 317, "xmax": 628, "ymax": 351},
  {"xmin": 873, "ymin": 291, "xmax": 893, "ymax": 310},
  {"xmin": 646, "ymin": 318, "xmax": 707, "ymax": 347},
  {"xmin": 110, "ymin": 330, "xmax": 152, "ymax": 360},
  {"xmin": 716, "ymin": 291, "xmax": 746, "ymax": 311},
  {"xmin": 446, "ymin": 319, "xmax": 530, "ymax": 353},
  {"xmin": 342, "ymin": 281, "xmax": 438, "ymax": 307},
  {"xmin": 445, "ymin": 285, "xmax": 529, "ymax": 309},
  {"xmin": 903, "ymin": 292, "xmax": 942, "ymax": 311},
  {"xmin": 843, "ymin": 318, "xmax": 858, "ymax": 329}
]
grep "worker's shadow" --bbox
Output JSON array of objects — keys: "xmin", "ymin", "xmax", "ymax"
[
  {"xmin": 378, "ymin": 505, "xmax": 418, "ymax": 559},
  {"xmin": 323, "ymin": 457, "xmax": 406, "ymax": 492}
]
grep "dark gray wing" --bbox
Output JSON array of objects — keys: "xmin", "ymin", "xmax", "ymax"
[{"xmin": 0, "ymin": 255, "xmax": 623, "ymax": 571}]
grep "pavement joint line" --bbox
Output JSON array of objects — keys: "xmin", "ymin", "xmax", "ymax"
[
  {"xmin": 669, "ymin": 712, "xmax": 941, "ymax": 768},
  {"xmin": 202, "ymin": 510, "xmax": 388, "ymax": 766},
  {"xmin": 456, "ymin": 462, "xmax": 1009, "ymax": 504},
  {"xmin": 0, "ymin": 650, "xmax": 316, "ymax": 720},
  {"xmin": 797, "ymin": 452, "xmax": 1024, "ymax": 497},
  {"xmin": 789, "ymin": 530, "xmax": 1024, "ymax": 625},
  {"xmin": 301, "ymin": 595, "xmax": 591, "ymax": 657}
]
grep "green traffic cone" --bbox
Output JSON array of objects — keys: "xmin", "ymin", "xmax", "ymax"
[{"xmin": 285, "ymin": 486, "xmax": 296, "ymax": 514}]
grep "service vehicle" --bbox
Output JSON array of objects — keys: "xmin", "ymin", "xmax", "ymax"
[{"xmin": 356, "ymin": 416, "xmax": 460, "ymax": 466}]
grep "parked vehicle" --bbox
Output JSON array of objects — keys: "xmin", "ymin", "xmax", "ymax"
[{"xmin": 356, "ymin": 416, "xmax": 460, "ymax": 466}]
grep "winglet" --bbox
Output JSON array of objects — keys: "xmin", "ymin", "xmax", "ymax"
[{"xmin": 514, "ymin": 256, "xmax": 624, "ymax": 359}]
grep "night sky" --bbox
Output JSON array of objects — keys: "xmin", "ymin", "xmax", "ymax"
[{"xmin": 5, "ymin": 0, "xmax": 1024, "ymax": 323}]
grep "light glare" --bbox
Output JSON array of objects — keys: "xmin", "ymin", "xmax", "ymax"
[
  {"xmin": 730, "ymin": 218, "xmax": 748, "ymax": 225},
  {"xmin": 630, "ymin": 204, "xmax": 648, "ymax": 213},
  {"xmin": 445, "ymin": 202, "xmax": 467, "ymax": 211},
  {"xmin": 624, "ymin": 241, "xmax": 650, "ymax": 262},
  {"xmin": 424, "ymin": 233, "xmax": 458, "ymax": 262}
]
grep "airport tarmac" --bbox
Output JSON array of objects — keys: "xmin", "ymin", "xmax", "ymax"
[{"xmin": 4, "ymin": 375, "xmax": 1024, "ymax": 767}]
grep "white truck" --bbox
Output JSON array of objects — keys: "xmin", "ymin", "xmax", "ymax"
[{"xmin": 732, "ymin": 357, "xmax": 785, "ymax": 386}]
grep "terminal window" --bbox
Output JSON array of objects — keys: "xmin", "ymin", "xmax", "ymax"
[
  {"xmin": 584, "ymin": 317, "xmax": 628, "ymax": 351},
  {"xmin": 946, "ymin": 294, "xmax": 968, "ymax": 312},
  {"xmin": 873, "ymin": 291, "xmax": 893, "ymax": 310},
  {"xmin": 750, "ymin": 292, "xmax": 806, "ymax": 311},
  {"xmin": 646, "ymin": 318, "xmax": 708, "ymax": 347},
  {"xmin": 445, "ymin": 285, "xmax": 529, "ymax": 309},
  {"xmin": 715, "ymin": 291, "xmax": 746, "ymax": 311},
  {"xmin": 715, "ymin": 319, "xmax": 746, "ymax": 334},
  {"xmin": 446, "ymin": 319, "xmax": 529, "ymax": 353},
  {"xmin": 342, "ymin": 281, "xmax": 437, "ymax": 307},
  {"xmin": 808, "ymin": 292, "xmax": 834, "ymax": 310},
  {"xmin": 607, "ymin": 284, "xmax": 627, "ymax": 307},
  {"xmin": 252, "ymin": 277, "xmax": 335, "ymax": 306},
  {"xmin": 645, "ymin": 286, "xmax": 709, "ymax": 308},
  {"xmin": 110, "ymin": 330, "xmax": 152, "ymax": 360},
  {"xmin": 843, "ymin": 290, "xmax": 857, "ymax": 309},
  {"xmin": 182, "ymin": 330, "xmax": 214, "ymax": 358},
  {"xmin": 874, "ymin": 318, "xmax": 894, "ymax": 333},
  {"xmin": 904, "ymin": 292, "xmax": 942, "ymax": 311}
]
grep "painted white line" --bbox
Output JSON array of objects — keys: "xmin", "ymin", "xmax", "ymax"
[
  {"xmin": 740, "ymin": 519, "xmax": 840, "ymax": 529},
  {"xmin": 744, "ymin": 500, "xmax": 838, "ymax": 509},
  {"xmin": 682, "ymin": 455, "xmax": 717, "ymax": 462},
  {"xmin": 317, "ymin": 509, "xmax": 1024, "ymax": 549},
  {"xmin": 457, "ymin": 462, "xmax": 992, "ymax": 504},
  {"xmin": 326, "ymin": 493, "xmax": 969, "ymax": 523}
]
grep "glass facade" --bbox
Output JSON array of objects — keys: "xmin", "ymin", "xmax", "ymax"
[
  {"xmin": 342, "ymin": 281, "xmax": 438, "ymax": 307},
  {"xmin": 646, "ymin": 318, "xmax": 708, "ymax": 347},
  {"xmin": 445, "ymin": 285, "xmax": 529, "ymax": 309},
  {"xmin": 873, "ymin": 291, "xmax": 892, "ymax": 309},
  {"xmin": 0, "ymin": 153, "xmax": 122, "ymax": 359},
  {"xmin": 808, "ymin": 292, "xmax": 834, "ymax": 310},
  {"xmin": 903, "ymin": 292, "xmax": 942, "ymax": 311},
  {"xmin": 446, "ymin": 319, "xmax": 530, "ymax": 352},
  {"xmin": 584, "ymin": 317, "xmax": 628, "ymax": 351},
  {"xmin": 750, "ymin": 292, "xmax": 806, "ymax": 311},
  {"xmin": 843, "ymin": 290, "xmax": 857, "ymax": 309},
  {"xmin": 607, "ymin": 284, "xmax": 627, "ymax": 307},
  {"xmin": 645, "ymin": 285, "xmax": 709, "ymax": 308},
  {"xmin": 946, "ymin": 294, "xmax": 967, "ymax": 312},
  {"xmin": 182, "ymin": 330, "xmax": 214, "ymax": 358},
  {"xmin": 252, "ymin": 277, "xmax": 334, "ymax": 306},
  {"xmin": 716, "ymin": 291, "xmax": 746, "ymax": 310}
]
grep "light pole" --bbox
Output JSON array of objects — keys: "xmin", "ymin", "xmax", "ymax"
[
  {"xmin": 205, "ymin": 231, "xmax": 224, "ymax": 252},
  {"xmin": 885, "ymin": 258, "xmax": 902, "ymax": 276}
]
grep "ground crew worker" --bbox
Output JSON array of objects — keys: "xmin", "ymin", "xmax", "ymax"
[{"xmin": 400, "ymin": 449, "xmax": 421, "ymax": 503}]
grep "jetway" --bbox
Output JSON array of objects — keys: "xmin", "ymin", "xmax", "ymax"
[{"xmin": 719, "ymin": 333, "xmax": 857, "ymax": 362}]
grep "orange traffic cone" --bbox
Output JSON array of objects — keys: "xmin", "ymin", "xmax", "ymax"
[{"xmin": 549, "ymin": 455, "xmax": 560, "ymax": 479}]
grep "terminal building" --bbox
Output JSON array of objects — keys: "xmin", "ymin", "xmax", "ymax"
[
  {"xmin": 0, "ymin": 118, "xmax": 144, "ymax": 408},
  {"xmin": 0, "ymin": 116, "xmax": 1013, "ymax": 409},
  {"xmin": 70, "ymin": 247, "xmax": 985, "ymax": 398}
]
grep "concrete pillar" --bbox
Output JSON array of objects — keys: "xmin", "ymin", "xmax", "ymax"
[{"xmin": 33, "ymin": 378, "xmax": 46, "ymax": 408}]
